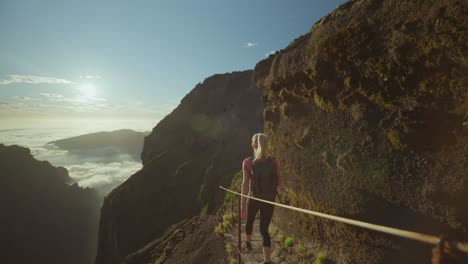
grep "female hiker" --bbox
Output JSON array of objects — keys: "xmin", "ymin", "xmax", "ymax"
[{"xmin": 240, "ymin": 133, "xmax": 281, "ymax": 264}]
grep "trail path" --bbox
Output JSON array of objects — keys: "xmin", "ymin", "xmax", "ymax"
[{"xmin": 225, "ymin": 221, "xmax": 302, "ymax": 264}]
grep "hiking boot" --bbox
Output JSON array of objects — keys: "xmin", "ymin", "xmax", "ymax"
[{"xmin": 245, "ymin": 241, "xmax": 253, "ymax": 250}]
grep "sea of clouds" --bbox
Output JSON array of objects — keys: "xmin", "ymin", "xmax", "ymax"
[{"xmin": 0, "ymin": 120, "xmax": 153, "ymax": 197}]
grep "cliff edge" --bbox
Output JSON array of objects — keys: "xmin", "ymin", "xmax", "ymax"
[{"xmin": 0, "ymin": 144, "xmax": 100, "ymax": 264}]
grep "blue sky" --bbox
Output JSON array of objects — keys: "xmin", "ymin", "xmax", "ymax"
[{"xmin": 0, "ymin": 0, "xmax": 346, "ymax": 126}]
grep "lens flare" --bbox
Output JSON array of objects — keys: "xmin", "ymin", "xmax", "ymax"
[{"xmin": 79, "ymin": 83, "xmax": 96, "ymax": 97}]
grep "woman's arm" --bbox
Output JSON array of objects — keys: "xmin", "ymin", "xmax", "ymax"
[{"xmin": 241, "ymin": 159, "xmax": 251, "ymax": 216}]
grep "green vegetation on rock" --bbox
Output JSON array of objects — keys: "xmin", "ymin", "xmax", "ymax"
[
  {"xmin": 215, "ymin": 171, "xmax": 243, "ymax": 235},
  {"xmin": 313, "ymin": 252, "xmax": 329, "ymax": 264},
  {"xmin": 283, "ymin": 236, "xmax": 294, "ymax": 247}
]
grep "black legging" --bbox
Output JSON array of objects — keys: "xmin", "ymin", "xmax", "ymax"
[{"xmin": 245, "ymin": 198, "xmax": 275, "ymax": 247}]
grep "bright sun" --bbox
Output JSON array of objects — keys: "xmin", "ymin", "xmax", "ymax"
[{"xmin": 79, "ymin": 83, "xmax": 96, "ymax": 97}]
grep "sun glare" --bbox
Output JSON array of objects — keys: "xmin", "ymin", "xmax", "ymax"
[{"xmin": 79, "ymin": 83, "xmax": 96, "ymax": 97}]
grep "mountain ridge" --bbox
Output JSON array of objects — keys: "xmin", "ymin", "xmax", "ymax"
[
  {"xmin": 49, "ymin": 129, "xmax": 149, "ymax": 161},
  {"xmin": 95, "ymin": 70, "xmax": 264, "ymax": 264},
  {"xmin": 0, "ymin": 144, "xmax": 100, "ymax": 264}
]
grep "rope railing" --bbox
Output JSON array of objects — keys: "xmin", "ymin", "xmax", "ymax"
[{"xmin": 219, "ymin": 186, "xmax": 468, "ymax": 256}]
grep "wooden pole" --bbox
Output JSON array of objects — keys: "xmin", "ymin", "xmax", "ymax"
[{"xmin": 238, "ymin": 195, "xmax": 242, "ymax": 263}]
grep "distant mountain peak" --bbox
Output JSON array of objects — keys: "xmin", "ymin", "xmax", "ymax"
[{"xmin": 49, "ymin": 129, "xmax": 149, "ymax": 161}]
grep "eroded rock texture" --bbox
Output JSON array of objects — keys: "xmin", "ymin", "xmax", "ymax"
[
  {"xmin": 254, "ymin": 0, "xmax": 467, "ymax": 263},
  {"xmin": 95, "ymin": 70, "xmax": 263, "ymax": 264}
]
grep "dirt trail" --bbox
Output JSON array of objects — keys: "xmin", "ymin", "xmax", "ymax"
[{"xmin": 225, "ymin": 220, "xmax": 301, "ymax": 264}]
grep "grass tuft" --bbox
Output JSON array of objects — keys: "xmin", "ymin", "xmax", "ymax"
[
  {"xmin": 313, "ymin": 251, "xmax": 329, "ymax": 264},
  {"xmin": 386, "ymin": 128, "xmax": 407, "ymax": 151},
  {"xmin": 283, "ymin": 236, "xmax": 294, "ymax": 247},
  {"xmin": 313, "ymin": 91, "xmax": 335, "ymax": 112}
]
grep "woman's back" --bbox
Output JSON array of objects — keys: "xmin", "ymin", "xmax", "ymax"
[{"xmin": 250, "ymin": 157, "xmax": 277, "ymax": 201}]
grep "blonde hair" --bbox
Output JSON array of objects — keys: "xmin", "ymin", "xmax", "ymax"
[{"xmin": 252, "ymin": 133, "xmax": 268, "ymax": 161}]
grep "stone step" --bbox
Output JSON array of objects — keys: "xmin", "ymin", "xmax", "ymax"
[{"xmin": 243, "ymin": 253, "xmax": 264, "ymax": 262}]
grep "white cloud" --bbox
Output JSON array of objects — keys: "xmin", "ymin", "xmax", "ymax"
[
  {"xmin": 0, "ymin": 128, "xmax": 143, "ymax": 197},
  {"xmin": 88, "ymin": 97, "xmax": 106, "ymax": 102},
  {"xmin": 243, "ymin": 42, "xmax": 258, "ymax": 48},
  {"xmin": 60, "ymin": 96, "xmax": 107, "ymax": 104},
  {"xmin": 69, "ymin": 160, "xmax": 141, "ymax": 192},
  {"xmin": 13, "ymin": 96, "xmax": 37, "ymax": 101},
  {"xmin": 1, "ymin": 93, "xmax": 173, "ymax": 121},
  {"xmin": 40, "ymin": 93, "xmax": 65, "ymax": 99},
  {"xmin": 79, "ymin": 75, "xmax": 101, "ymax": 79},
  {"xmin": 0, "ymin": 74, "xmax": 73, "ymax": 85},
  {"xmin": 265, "ymin": 50, "xmax": 276, "ymax": 57},
  {"xmin": 37, "ymin": 93, "xmax": 107, "ymax": 105}
]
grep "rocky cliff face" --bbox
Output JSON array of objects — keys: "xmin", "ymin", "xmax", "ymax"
[
  {"xmin": 95, "ymin": 70, "xmax": 263, "ymax": 264},
  {"xmin": 0, "ymin": 144, "xmax": 100, "ymax": 264},
  {"xmin": 254, "ymin": 0, "xmax": 467, "ymax": 263}
]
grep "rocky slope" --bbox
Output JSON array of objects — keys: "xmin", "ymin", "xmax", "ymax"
[
  {"xmin": 123, "ymin": 216, "xmax": 227, "ymax": 264},
  {"xmin": 95, "ymin": 70, "xmax": 263, "ymax": 264},
  {"xmin": 253, "ymin": 0, "xmax": 467, "ymax": 263},
  {"xmin": 50, "ymin": 129, "xmax": 149, "ymax": 161},
  {"xmin": 0, "ymin": 144, "xmax": 100, "ymax": 264}
]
